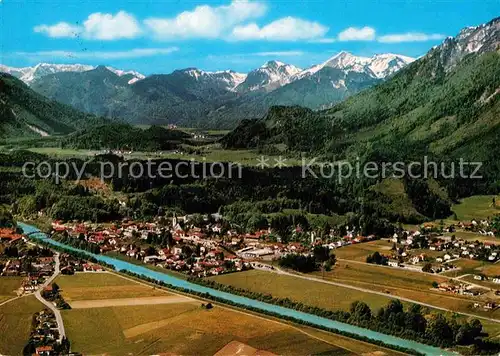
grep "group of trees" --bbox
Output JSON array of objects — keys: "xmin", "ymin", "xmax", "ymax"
[
  {"xmin": 52, "ymin": 233, "xmax": 101, "ymax": 255},
  {"xmin": 493, "ymin": 216, "xmax": 500, "ymax": 236},
  {"xmin": 278, "ymin": 249, "xmax": 337, "ymax": 273},
  {"xmin": 366, "ymin": 252, "xmax": 389, "ymax": 265},
  {"xmin": 278, "ymin": 253, "xmax": 321, "ymax": 273},
  {"xmin": 192, "ymin": 277, "xmax": 495, "ymax": 351},
  {"xmin": 0, "ymin": 206, "xmax": 15, "ymax": 228},
  {"xmin": 0, "ymin": 148, "xmax": 461, "ymax": 241},
  {"xmin": 61, "ymin": 124, "xmax": 190, "ymax": 151}
]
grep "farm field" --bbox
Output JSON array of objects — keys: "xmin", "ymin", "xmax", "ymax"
[
  {"xmin": 158, "ymin": 146, "xmax": 303, "ymax": 166},
  {"xmin": 23, "ymin": 145, "xmax": 304, "ymax": 167},
  {"xmin": 55, "ymin": 272, "xmax": 169, "ymax": 301},
  {"xmin": 443, "ymin": 230, "xmax": 499, "ymax": 243},
  {"xmin": 58, "ymin": 272, "xmax": 394, "ymax": 355},
  {"xmin": 334, "ymin": 239, "xmax": 394, "ymax": 262},
  {"xmin": 211, "ymin": 269, "xmax": 393, "ymax": 311},
  {"xmin": 313, "ymin": 260, "xmax": 447, "ymax": 291},
  {"xmin": 0, "ymin": 296, "xmax": 44, "ymax": 355},
  {"xmin": 335, "ymin": 240, "xmax": 392, "ymax": 262},
  {"xmin": 63, "ymin": 303, "xmax": 353, "ymax": 356},
  {"xmin": 451, "ymin": 195, "xmax": 500, "ymax": 221},
  {"xmin": 317, "ymin": 261, "xmax": 500, "ymax": 321},
  {"xmin": 478, "ymin": 264, "xmax": 500, "ymax": 277},
  {"xmin": 0, "ymin": 276, "xmax": 23, "ymax": 301},
  {"xmin": 334, "ymin": 239, "xmax": 445, "ymax": 262},
  {"xmin": 441, "ymin": 259, "xmax": 487, "ymax": 277},
  {"xmin": 211, "ymin": 268, "xmax": 500, "ymax": 333}
]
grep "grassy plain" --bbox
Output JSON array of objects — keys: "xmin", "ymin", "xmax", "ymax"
[
  {"xmin": 0, "ymin": 296, "xmax": 44, "ymax": 355},
  {"xmin": 211, "ymin": 269, "xmax": 393, "ymax": 312},
  {"xmin": 58, "ymin": 272, "xmax": 395, "ymax": 355},
  {"xmin": 315, "ymin": 260, "xmax": 447, "ymax": 291},
  {"xmin": 0, "ymin": 276, "xmax": 23, "ymax": 297},
  {"xmin": 441, "ymin": 259, "xmax": 487, "ymax": 277},
  {"xmin": 21, "ymin": 144, "xmax": 305, "ymax": 167},
  {"xmin": 55, "ymin": 273, "xmax": 168, "ymax": 301},
  {"xmin": 63, "ymin": 303, "xmax": 354, "ymax": 356},
  {"xmin": 451, "ymin": 195, "xmax": 500, "ymax": 221},
  {"xmin": 444, "ymin": 230, "xmax": 499, "ymax": 243},
  {"xmin": 313, "ymin": 261, "xmax": 500, "ymax": 319},
  {"xmin": 478, "ymin": 264, "xmax": 500, "ymax": 277},
  {"xmin": 334, "ymin": 239, "xmax": 394, "ymax": 262},
  {"xmin": 211, "ymin": 268, "xmax": 500, "ymax": 333}
]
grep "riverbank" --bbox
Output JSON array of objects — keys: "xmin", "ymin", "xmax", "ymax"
[{"xmin": 19, "ymin": 222, "xmax": 455, "ymax": 356}]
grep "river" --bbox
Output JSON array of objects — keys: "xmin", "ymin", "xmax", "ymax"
[{"xmin": 19, "ymin": 222, "xmax": 455, "ymax": 356}]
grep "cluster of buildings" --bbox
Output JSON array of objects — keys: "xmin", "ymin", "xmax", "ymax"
[
  {"xmin": 387, "ymin": 226, "xmax": 500, "ymax": 269},
  {"xmin": 0, "ymin": 227, "xmax": 24, "ymax": 244},
  {"xmin": 51, "ymin": 218, "xmax": 256, "ymax": 277},
  {"xmin": 473, "ymin": 274, "xmax": 500, "ymax": 284},
  {"xmin": 20, "ymin": 256, "xmax": 55, "ymax": 293},
  {"xmin": 235, "ymin": 241, "xmax": 308, "ymax": 260},
  {"xmin": 457, "ymin": 219, "xmax": 497, "ymax": 235},
  {"xmin": 0, "ymin": 248, "xmax": 55, "ymax": 295},
  {"xmin": 29, "ymin": 309, "xmax": 60, "ymax": 355},
  {"xmin": 435, "ymin": 281, "xmax": 485, "ymax": 297},
  {"xmin": 50, "ymin": 217, "xmax": 374, "ymax": 277}
]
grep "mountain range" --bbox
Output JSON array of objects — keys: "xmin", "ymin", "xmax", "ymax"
[
  {"xmin": 0, "ymin": 72, "xmax": 107, "ymax": 138},
  {"xmin": 0, "ymin": 63, "xmax": 145, "ymax": 85},
  {"xmin": 223, "ymin": 17, "xmax": 500, "ymax": 164},
  {"xmin": 0, "ymin": 52, "xmax": 414, "ymax": 128},
  {"xmin": 1, "ymin": 16, "xmax": 497, "ymax": 144}
]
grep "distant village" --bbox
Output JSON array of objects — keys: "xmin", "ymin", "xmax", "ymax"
[{"xmin": 377, "ymin": 219, "xmax": 499, "ymax": 271}]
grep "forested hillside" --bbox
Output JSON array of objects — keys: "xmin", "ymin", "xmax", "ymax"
[
  {"xmin": 223, "ymin": 18, "xmax": 500, "ymax": 201},
  {"xmin": 61, "ymin": 123, "xmax": 191, "ymax": 151},
  {"xmin": 0, "ymin": 73, "xmax": 108, "ymax": 138}
]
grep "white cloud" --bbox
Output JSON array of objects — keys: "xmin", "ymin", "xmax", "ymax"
[
  {"xmin": 231, "ymin": 17, "xmax": 328, "ymax": 41},
  {"xmin": 338, "ymin": 26, "xmax": 376, "ymax": 41},
  {"xmin": 83, "ymin": 11, "xmax": 141, "ymax": 40},
  {"xmin": 34, "ymin": 22, "xmax": 82, "ymax": 38},
  {"xmin": 144, "ymin": 0, "xmax": 267, "ymax": 39},
  {"xmin": 34, "ymin": 11, "xmax": 141, "ymax": 40},
  {"xmin": 15, "ymin": 47, "xmax": 179, "ymax": 60},
  {"xmin": 309, "ymin": 38, "xmax": 336, "ymax": 44},
  {"xmin": 377, "ymin": 32, "xmax": 446, "ymax": 43},
  {"xmin": 252, "ymin": 51, "xmax": 304, "ymax": 56}
]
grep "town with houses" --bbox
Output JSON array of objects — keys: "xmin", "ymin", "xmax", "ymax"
[{"xmin": 1, "ymin": 212, "xmax": 500, "ymax": 355}]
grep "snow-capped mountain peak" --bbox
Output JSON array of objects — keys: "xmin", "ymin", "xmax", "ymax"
[
  {"xmin": 426, "ymin": 16, "xmax": 499, "ymax": 71},
  {"xmin": 236, "ymin": 60, "xmax": 302, "ymax": 93},
  {"xmin": 261, "ymin": 60, "xmax": 286, "ymax": 69},
  {"xmin": 323, "ymin": 51, "xmax": 370, "ymax": 69},
  {"xmin": 175, "ymin": 67, "xmax": 247, "ymax": 91},
  {"xmin": 368, "ymin": 53, "xmax": 415, "ymax": 78},
  {"xmin": 21, "ymin": 63, "xmax": 95, "ymax": 84},
  {"xmin": 105, "ymin": 66, "xmax": 146, "ymax": 82},
  {"xmin": 294, "ymin": 51, "xmax": 415, "ymax": 80},
  {"xmin": 0, "ymin": 63, "xmax": 145, "ymax": 85}
]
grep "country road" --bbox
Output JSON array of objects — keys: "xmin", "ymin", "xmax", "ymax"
[
  {"xmin": 33, "ymin": 252, "xmax": 66, "ymax": 342},
  {"xmin": 251, "ymin": 263, "xmax": 500, "ymax": 324}
]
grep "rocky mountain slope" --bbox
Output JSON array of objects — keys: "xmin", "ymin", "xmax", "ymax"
[
  {"xmin": 222, "ymin": 17, "xmax": 500, "ymax": 186},
  {"xmin": 235, "ymin": 60, "xmax": 302, "ymax": 93},
  {"xmin": 0, "ymin": 73, "xmax": 107, "ymax": 138},
  {"xmin": 0, "ymin": 63, "xmax": 144, "ymax": 85},
  {"xmin": 7, "ymin": 51, "xmax": 413, "ymax": 128},
  {"xmin": 204, "ymin": 52, "xmax": 414, "ymax": 127}
]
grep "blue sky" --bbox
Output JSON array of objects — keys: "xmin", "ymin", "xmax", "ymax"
[{"xmin": 0, "ymin": 0, "xmax": 498, "ymax": 74}]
